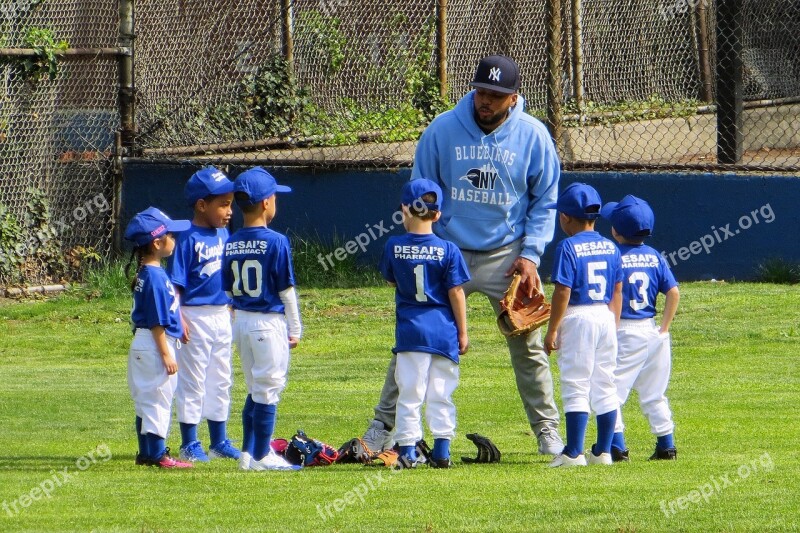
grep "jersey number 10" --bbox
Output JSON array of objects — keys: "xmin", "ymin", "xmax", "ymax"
[{"xmin": 230, "ymin": 259, "xmax": 263, "ymax": 297}]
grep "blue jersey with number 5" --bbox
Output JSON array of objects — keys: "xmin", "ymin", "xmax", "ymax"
[
  {"xmin": 222, "ymin": 226, "xmax": 295, "ymax": 313},
  {"xmin": 379, "ymin": 233, "xmax": 470, "ymax": 363},
  {"xmin": 618, "ymin": 243, "xmax": 677, "ymax": 319},
  {"xmin": 551, "ymin": 230, "xmax": 622, "ymax": 305}
]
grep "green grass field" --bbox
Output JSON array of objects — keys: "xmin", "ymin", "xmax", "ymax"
[{"xmin": 0, "ymin": 280, "xmax": 798, "ymax": 532}]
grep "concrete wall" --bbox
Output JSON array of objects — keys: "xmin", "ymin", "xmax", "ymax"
[{"xmin": 123, "ymin": 162, "xmax": 800, "ymax": 281}]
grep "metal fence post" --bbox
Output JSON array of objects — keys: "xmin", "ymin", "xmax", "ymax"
[
  {"xmin": 716, "ymin": 0, "xmax": 743, "ymax": 164},
  {"xmin": 436, "ymin": 0, "xmax": 447, "ymax": 101},
  {"xmin": 546, "ymin": 0, "xmax": 564, "ymax": 149},
  {"xmin": 115, "ymin": 0, "xmax": 136, "ymax": 255}
]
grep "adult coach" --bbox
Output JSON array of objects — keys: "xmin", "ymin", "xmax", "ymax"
[{"xmin": 363, "ymin": 55, "xmax": 564, "ymax": 456}]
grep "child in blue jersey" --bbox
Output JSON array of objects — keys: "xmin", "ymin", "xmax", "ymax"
[
  {"xmin": 543, "ymin": 183, "xmax": 623, "ymax": 467},
  {"xmin": 222, "ymin": 167, "xmax": 301, "ymax": 471},
  {"xmin": 167, "ymin": 166, "xmax": 240, "ymax": 463},
  {"xmin": 600, "ymin": 195, "xmax": 680, "ymax": 461},
  {"xmin": 381, "ymin": 179, "xmax": 470, "ymax": 468},
  {"xmin": 124, "ymin": 207, "xmax": 193, "ymax": 468}
]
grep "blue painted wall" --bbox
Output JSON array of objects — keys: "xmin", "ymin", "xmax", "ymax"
[{"xmin": 123, "ymin": 163, "xmax": 798, "ymax": 281}]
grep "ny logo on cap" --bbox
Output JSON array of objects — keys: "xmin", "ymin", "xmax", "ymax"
[{"xmin": 489, "ymin": 67, "xmax": 501, "ymax": 82}]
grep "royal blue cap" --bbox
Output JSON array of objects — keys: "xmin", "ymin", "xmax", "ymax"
[
  {"xmin": 469, "ymin": 55, "xmax": 520, "ymax": 94},
  {"xmin": 601, "ymin": 195, "xmax": 654, "ymax": 239},
  {"xmin": 402, "ymin": 178, "xmax": 443, "ymax": 211},
  {"xmin": 124, "ymin": 207, "xmax": 191, "ymax": 247},
  {"xmin": 234, "ymin": 167, "xmax": 291, "ymax": 205},
  {"xmin": 185, "ymin": 166, "xmax": 234, "ymax": 206},
  {"xmin": 544, "ymin": 182, "xmax": 602, "ymax": 219}
]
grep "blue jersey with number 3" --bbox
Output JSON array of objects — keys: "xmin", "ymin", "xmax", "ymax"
[
  {"xmin": 131, "ymin": 265, "xmax": 183, "ymax": 338},
  {"xmin": 379, "ymin": 233, "xmax": 470, "ymax": 363},
  {"xmin": 618, "ymin": 243, "xmax": 678, "ymax": 319},
  {"xmin": 167, "ymin": 225, "xmax": 231, "ymax": 306},
  {"xmin": 222, "ymin": 226, "xmax": 295, "ymax": 313},
  {"xmin": 551, "ymin": 230, "xmax": 622, "ymax": 305}
]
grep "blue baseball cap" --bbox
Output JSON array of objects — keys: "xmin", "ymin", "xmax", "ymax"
[
  {"xmin": 234, "ymin": 167, "xmax": 291, "ymax": 206},
  {"xmin": 601, "ymin": 195, "xmax": 654, "ymax": 239},
  {"xmin": 402, "ymin": 178, "xmax": 443, "ymax": 211},
  {"xmin": 469, "ymin": 55, "xmax": 520, "ymax": 94},
  {"xmin": 124, "ymin": 207, "xmax": 191, "ymax": 247},
  {"xmin": 185, "ymin": 166, "xmax": 234, "ymax": 206},
  {"xmin": 544, "ymin": 182, "xmax": 602, "ymax": 219}
]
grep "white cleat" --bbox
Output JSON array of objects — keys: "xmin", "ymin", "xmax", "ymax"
[
  {"xmin": 239, "ymin": 452, "xmax": 252, "ymax": 471},
  {"xmin": 548, "ymin": 453, "xmax": 587, "ymax": 468},
  {"xmin": 587, "ymin": 451, "xmax": 613, "ymax": 465},
  {"xmin": 249, "ymin": 450, "xmax": 301, "ymax": 471}
]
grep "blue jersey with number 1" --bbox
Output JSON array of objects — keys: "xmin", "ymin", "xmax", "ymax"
[
  {"xmin": 222, "ymin": 226, "xmax": 295, "ymax": 313},
  {"xmin": 618, "ymin": 243, "xmax": 678, "ymax": 319},
  {"xmin": 551, "ymin": 230, "xmax": 622, "ymax": 305},
  {"xmin": 380, "ymin": 233, "xmax": 470, "ymax": 363}
]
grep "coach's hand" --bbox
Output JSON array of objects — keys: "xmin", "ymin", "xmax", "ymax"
[{"xmin": 505, "ymin": 257, "xmax": 541, "ymax": 298}]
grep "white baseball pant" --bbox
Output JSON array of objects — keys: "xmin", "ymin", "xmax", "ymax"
[
  {"xmin": 557, "ymin": 304, "xmax": 618, "ymax": 415},
  {"xmin": 614, "ymin": 318, "xmax": 674, "ymax": 436},
  {"xmin": 128, "ymin": 329, "xmax": 178, "ymax": 438},
  {"xmin": 233, "ymin": 311, "xmax": 289, "ymax": 405},
  {"xmin": 394, "ymin": 351, "xmax": 459, "ymax": 446},
  {"xmin": 175, "ymin": 305, "xmax": 233, "ymax": 424}
]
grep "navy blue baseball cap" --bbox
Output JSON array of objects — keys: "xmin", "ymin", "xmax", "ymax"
[
  {"xmin": 185, "ymin": 166, "xmax": 234, "ymax": 206},
  {"xmin": 601, "ymin": 195, "xmax": 654, "ymax": 239},
  {"xmin": 469, "ymin": 55, "xmax": 520, "ymax": 94},
  {"xmin": 124, "ymin": 207, "xmax": 191, "ymax": 247},
  {"xmin": 403, "ymin": 178, "xmax": 443, "ymax": 211},
  {"xmin": 234, "ymin": 167, "xmax": 291, "ymax": 206},
  {"xmin": 544, "ymin": 182, "xmax": 602, "ymax": 219}
]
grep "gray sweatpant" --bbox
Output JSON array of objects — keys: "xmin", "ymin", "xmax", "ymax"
[{"xmin": 374, "ymin": 240, "xmax": 560, "ymax": 435}]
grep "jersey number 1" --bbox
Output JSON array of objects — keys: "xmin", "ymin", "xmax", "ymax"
[
  {"xmin": 231, "ymin": 259, "xmax": 263, "ymax": 297},
  {"xmin": 413, "ymin": 264, "xmax": 428, "ymax": 302}
]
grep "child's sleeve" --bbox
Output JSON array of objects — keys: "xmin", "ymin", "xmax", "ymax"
[
  {"xmin": 378, "ymin": 240, "xmax": 395, "ymax": 284},
  {"xmin": 445, "ymin": 244, "xmax": 470, "ymax": 288},
  {"xmin": 550, "ymin": 241, "xmax": 576, "ymax": 287},
  {"xmin": 272, "ymin": 235, "xmax": 296, "ymax": 292},
  {"xmin": 143, "ymin": 277, "xmax": 175, "ymax": 330},
  {"xmin": 166, "ymin": 233, "xmax": 191, "ymax": 291},
  {"xmin": 658, "ymin": 255, "xmax": 679, "ymax": 293}
]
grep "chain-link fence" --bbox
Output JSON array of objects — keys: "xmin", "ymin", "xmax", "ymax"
[
  {"xmin": 134, "ymin": 0, "xmax": 800, "ymax": 171},
  {"xmin": 0, "ymin": 0, "xmax": 119, "ymax": 288}
]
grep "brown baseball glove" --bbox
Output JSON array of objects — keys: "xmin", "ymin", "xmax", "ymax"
[{"xmin": 497, "ymin": 273, "xmax": 551, "ymax": 336}]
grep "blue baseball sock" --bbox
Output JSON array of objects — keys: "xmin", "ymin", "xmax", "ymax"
[
  {"xmin": 252, "ymin": 402, "xmax": 277, "ymax": 461},
  {"xmin": 135, "ymin": 416, "xmax": 148, "ymax": 458},
  {"xmin": 564, "ymin": 412, "xmax": 589, "ymax": 458},
  {"xmin": 242, "ymin": 395, "xmax": 255, "ymax": 456},
  {"xmin": 179, "ymin": 422, "xmax": 198, "ymax": 447},
  {"xmin": 657, "ymin": 433, "xmax": 675, "ymax": 450},
  {"xmin": 398, "ymin": 445, "xmax": 417, "ymax": 462},
  {"xmin": 145, "ymin": 433, "xmax": 166, "ymax": 461},
  {"xmin": 432, "ymin": 438, "xmax": 450, "ymax": 461},
  {"xmin": 611, "ymin": 431, "xmax": 627, "ymax": 451},
  {"xmin": 594, "ymin": 410, "xmax": 617, "ymax": 455},
  {"xmin": 208, "ymin": 420, "xmax": 227, "ymax": 447}
]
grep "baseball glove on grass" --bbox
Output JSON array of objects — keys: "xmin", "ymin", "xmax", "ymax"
[
  {"xmin": 461, "ymin": 433, "xmax": 501, "ymax": 464},
  {"xmin": 497, "ymin": 273, "xmax": 551, "ymax": 336},
  {"xmin": 335, "ymin": 438, "xmax": 375, "ymax": 464}
]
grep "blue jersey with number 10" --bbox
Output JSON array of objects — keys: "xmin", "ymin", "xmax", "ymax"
[
  {"xmin": 618, "ymin": 243, "xmax": 678, "ymax": 319},
  {"xmin": 551, "ymin": 230, "xmax": 622, "ymax": 306},
  {"xmin": 380, "ymin": 233, "xmax": 470, "ymax": 363},
  {"xmin": 222, "ymin": 226, "xmax": 295, "ymax": 313}
]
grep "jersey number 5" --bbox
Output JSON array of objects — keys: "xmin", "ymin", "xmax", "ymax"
[
  {"xmin": 230, "ymin": 259, "xmax": 263, "ymax": 297},
  {"xmin": 587, "ymin": 261, "xmax": 608, "ymax": 301}
]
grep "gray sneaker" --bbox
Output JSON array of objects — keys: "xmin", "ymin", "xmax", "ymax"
[
  {"xmin": 361, "ymin": 420, "xmax": 393, "ymax": 452},
  {"xmin": 537, "ymin": 426, "xmax": 564, "ymax": 456}
]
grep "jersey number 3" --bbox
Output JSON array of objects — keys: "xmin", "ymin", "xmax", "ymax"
[{"xmin": 230, "ymin": 259, "xmax": 263, "ymax": 297}]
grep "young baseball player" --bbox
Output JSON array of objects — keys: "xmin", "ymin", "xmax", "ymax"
[
  {"xmin": 167, "ymin": 166, "xmax": 240, "ymax": 462},
  {"xmin": 380, "ymin": 179, "xmax": 470, "ymax": 468},
  {"xmin": 543, "ymin": 183, "xmax": 623, "ymax": 467},
  {"xmin": 600, "ymin": 195, "xmax": 680, "ymax": 461},
  {"xmin": 124, "ymin": 207, "xmax": 193, "ymax": 468},
  {"xmin": 222, "ymin": 166, "xmax": 301, "ymax": 471}
]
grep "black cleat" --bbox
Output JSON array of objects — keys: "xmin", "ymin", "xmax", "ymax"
[
  {"xmin": 649, "ymin": 447, "xmax": 677, "ymax": 460},
  {"xmin": 611, "ymin": 447, "xmax": 630, "ymax": 463}
]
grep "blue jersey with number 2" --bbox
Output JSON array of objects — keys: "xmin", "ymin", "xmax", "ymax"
[
  {"xmin": 551, "ymin": 230, "xmax": 622, "ymax": 306},
  {"xmin": 618, "ymin": 243, "xmax": 678, "ymax": 319},
  {"xmin": 380, "ymin": 233, "xmax": 470, "ymax": 363},
  {"xmin": 222, "ymin": 226, "xmax": 295, "ymax": 313}
]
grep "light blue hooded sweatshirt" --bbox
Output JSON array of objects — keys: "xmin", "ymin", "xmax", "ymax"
[{"xmin": 411, "ymin": 90, "xmax": 560, "ymax": 265}]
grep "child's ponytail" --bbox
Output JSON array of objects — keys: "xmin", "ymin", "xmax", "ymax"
[{"xmin": 125, "ymin": 246, "xmax": 145, "ymax": 292}]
